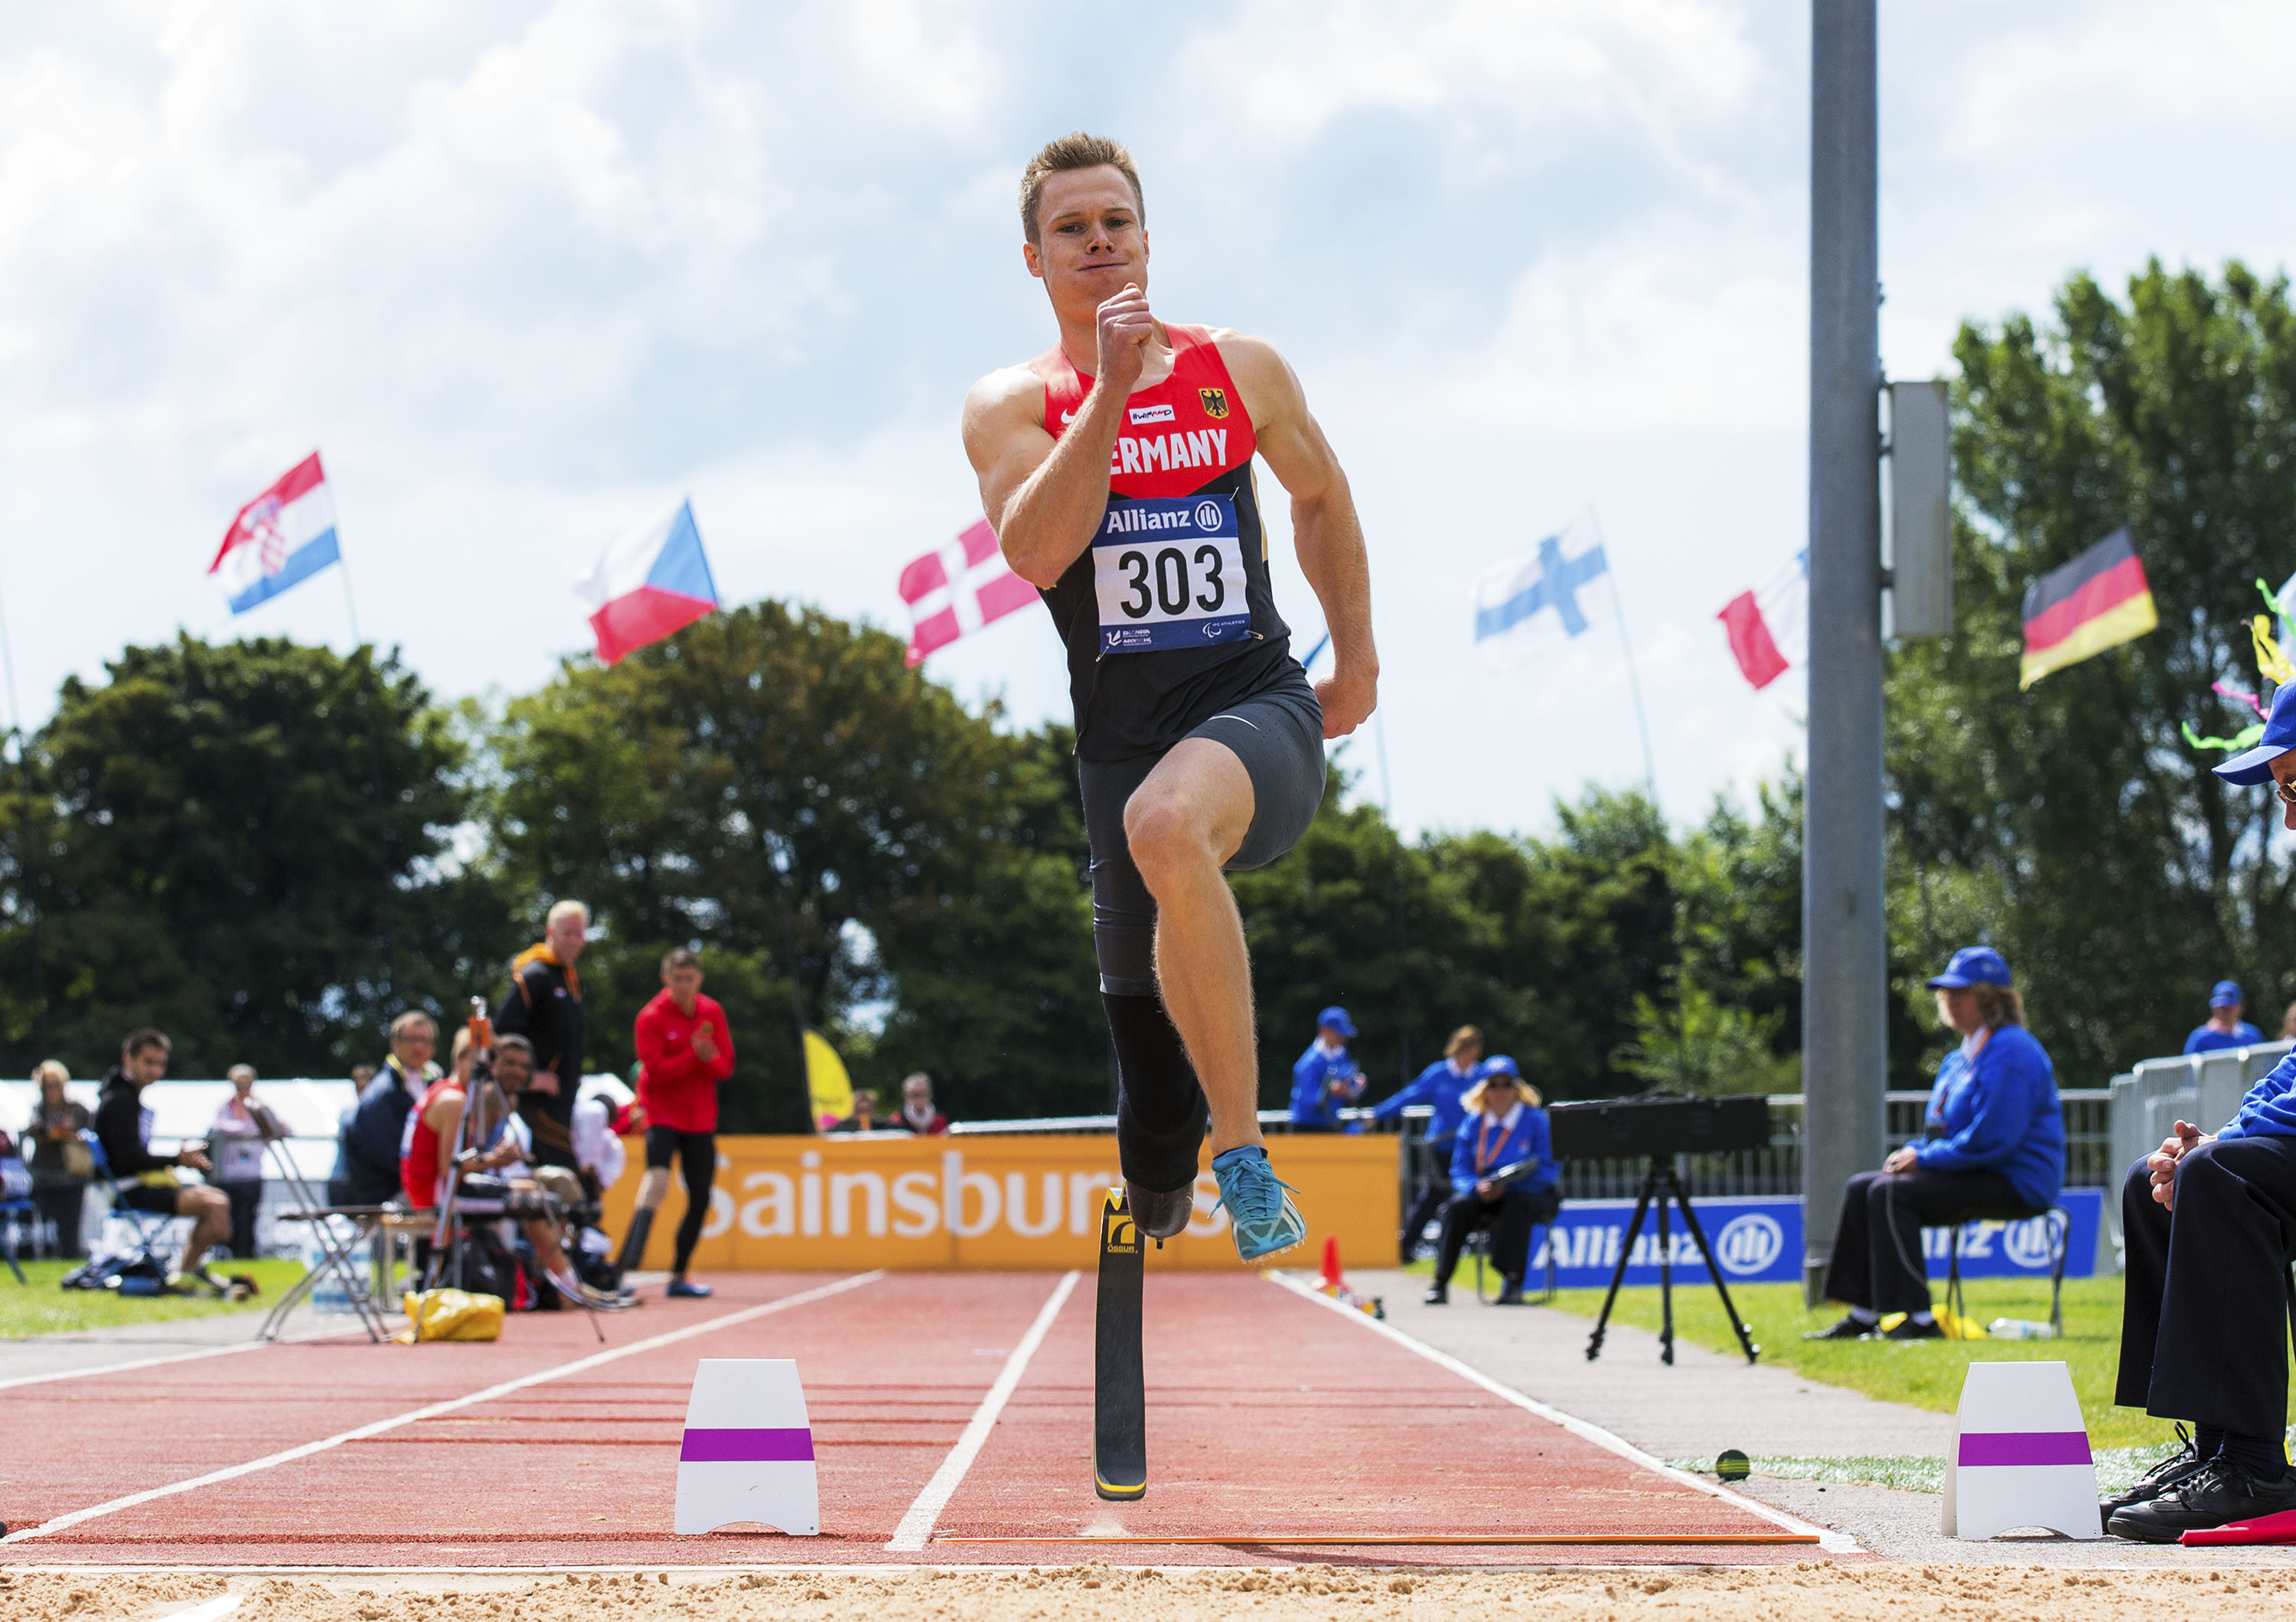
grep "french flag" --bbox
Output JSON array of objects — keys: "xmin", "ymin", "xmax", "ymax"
[
  {"xmin": 575, "ymin": 498, "xmax": 720, "ymax": 665},
  {"xmin": 1717, "ymin": 550, "xmax": 1808, "ymax": 690},
  {"xmin": 900, "ymin": 518, "xmax": 1040, "ymax": 665},
  {"xmin": 207, "ymin": 452, "xmax": 341, "ymax": 615}
]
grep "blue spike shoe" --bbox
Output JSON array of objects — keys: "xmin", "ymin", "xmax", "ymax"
[{"xmin": 1211, "ymin": 1146, "xmax": 1306, "ymax": 1262}]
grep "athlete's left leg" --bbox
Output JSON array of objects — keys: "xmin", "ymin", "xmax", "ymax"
[
  {"xmin": 1122, "ymin": 740, "xmax": 1259, "ymax": 1156},
  {"xmin": 668, "ymin": 1131, "xmax": 716, "ymax": 1296}
]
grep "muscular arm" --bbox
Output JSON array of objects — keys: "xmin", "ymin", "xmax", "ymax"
[
  {"xmin": 963, "ymin": 284, "xmax": 1159, "ymax": 589},
  {"xmin": 1218, "ymin": 335, "xmax": 1378, "ymax": 739}
]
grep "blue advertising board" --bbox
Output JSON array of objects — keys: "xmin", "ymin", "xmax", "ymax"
[{"xmin": 1526, "ymin": 1189, "xmax": 2103, "ymax": 1290}]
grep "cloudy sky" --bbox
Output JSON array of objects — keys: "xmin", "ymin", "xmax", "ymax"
[{"xmin": 2, "ymin": 1, "xmax": 2291, "ymax": 838}]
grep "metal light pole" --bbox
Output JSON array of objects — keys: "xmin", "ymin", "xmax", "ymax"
[{"xmin": 1802, "ymin": 0, "xmax": 1887, "ymax": 1301}]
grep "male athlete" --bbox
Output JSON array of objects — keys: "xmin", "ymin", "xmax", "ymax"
[{"xmin": 962, "ymin": 132, "xmax": 1378, "ymax": 1260}]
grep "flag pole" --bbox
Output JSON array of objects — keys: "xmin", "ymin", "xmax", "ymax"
[
  {"xmin": 1590, "ymin": 508, "xmax": 1658, "ymax": 801},
  {"xmin": 337, "ymin": 548, "xmax": 364, "ymax": 649}
]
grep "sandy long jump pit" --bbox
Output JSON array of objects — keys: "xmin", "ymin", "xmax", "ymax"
[{"xmin": 11, "ymin": 1565, "xmax": 2296, "ymax": 1621}]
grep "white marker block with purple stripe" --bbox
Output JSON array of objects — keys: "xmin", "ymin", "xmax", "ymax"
[
  {"xmin": 1939, "ymin": 1360, "xmax": 2099, "ymax": 1539},
  {"xmin": 673, "ymin": 1358, "xmax": 819, "ymax": 1536}
]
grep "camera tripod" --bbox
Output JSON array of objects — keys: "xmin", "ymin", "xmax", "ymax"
[{"xmin": 1583, "ymin": 1159, "xmax": 1759, "ymax": 1366}]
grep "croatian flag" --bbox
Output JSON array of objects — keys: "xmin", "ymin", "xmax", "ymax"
[
  {"xmin": 207, "ymin": 452, "xmax": 341, "ymax": 614},
  {"xmin": 1473, "ymin": 517, "xmax": 1615, "ymax": 663},
  {"xmin": 1717, "ymin": 550, "xmax": 1808, "ymax": 690},
  {"xmin": 899, "ymin": 517, "xmax": 1039, "ymax": 665},
  {"xmin": 575, "ymin": 499, "xmax": 720, "ymax": 665}
]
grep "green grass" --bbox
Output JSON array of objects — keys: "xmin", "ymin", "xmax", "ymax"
[
  {"xmin": 1397, "ymin": 1259, "xmax": 2268, "ymax": 1453},
  {"xmin": 1541, "ymin": 1274, "xmax": 2209, "ymax": 1451},
  {"xmin": 0, "ymin": 1258, "xmax": 307, "ymax": 1340}
]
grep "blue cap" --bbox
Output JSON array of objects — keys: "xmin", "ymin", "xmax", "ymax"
[
  {"xmin": 1317, "ymin": 1006, "xmax": 1357, "ymax": 1038},
  {"xmin": 2215, "ymin": 681, "xmax": 2296, "ymax": 785},
  {"xmin": 1926, "ymin": 946, "xmax": 2011, "ymax": 990},
  {"xmin": 1479, "ymin": 1055, "xmax": 1521, "ymax": 1079},
  {"xmin": 2212, "ymin": 980, "xmax": 2245, "ymax": 1008}
]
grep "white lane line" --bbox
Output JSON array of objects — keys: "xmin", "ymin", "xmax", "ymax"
[
  {"xmin": 885, "ymin": 1270, "xmax": 1078, "ymax": 1552},
  {"xmin": 0, "ymin": 1271, "xmax": 885, "ymax": 1545},
  {"xmin": 1264, "ymin": 1271, "xmax": 1861, "ymax": 1555},
  {"xmin": 0, "ymin": 1322, "xmax": 375, "ymax": 1395},
  {"xmin": 166, "ymin": 1591, "xmax": 247, "ymax": 1621}
]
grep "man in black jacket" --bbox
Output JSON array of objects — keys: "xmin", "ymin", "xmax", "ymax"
[
  {"xmin": 93, "ymin": 1028, "xmax": 233, "ymax": 1284},
  {"xmin": 334, "ymin": 1010, "xmax": 442, "ymax": 1206},
  {"xmin": 495, "ymin": 899, "xmax": 588, "ymax": 1170}
]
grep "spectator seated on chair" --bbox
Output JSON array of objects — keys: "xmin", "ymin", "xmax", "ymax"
[
  {"xmin": 1422, "ymin": 1058, "xmax": 1558, "ymax": 1307},
  {"xmin": 91, "ymin": 1028, "xmax": 236, "ymax": 1292},
  {"xmin": 2100, "ymin": 705, "xmax": 2296, "ymax": 1542},
  {"xmin": 827, "ymin": 1090, "xmax": 883, "ymax": 1133},
  {"xmin": 335, "ymin": 1011, "xmax": 442, "ymax": 1206},
  {"xmin": 1805, "ymin": 945, "xmax": 2063, "ymax": 1345},
  {"xmin": 398, "ymin": 1035, "xmax": 625, "ymax": 1310}
]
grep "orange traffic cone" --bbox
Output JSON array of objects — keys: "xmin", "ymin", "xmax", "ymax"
[{"xmin": 1319, "ymin": 1235, "xmax": 1344, "ymax": 1292}]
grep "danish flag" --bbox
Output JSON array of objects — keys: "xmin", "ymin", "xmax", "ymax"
[{"xmin": 898, "ymin": 518, "xmax": 1039, "ymax": 664}]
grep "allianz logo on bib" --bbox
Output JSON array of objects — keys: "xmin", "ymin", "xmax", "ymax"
[
  {"xmin": 1101, "ymin": 496, "xmax": 1234, "ymax": 538},
  {"xmin": 1128, "ymin": 403, "xmax": 1176, "ymax": 425}
]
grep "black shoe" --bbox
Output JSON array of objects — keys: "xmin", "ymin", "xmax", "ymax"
[
  {"xmin": 1423, "ymin": 1283, "xmax": 1449, "ymax": 1305},
  {"xmin": 2099, "ymin": 1425, "xmax": 2204, "ymax": 1532},
  {"xmin": 1802, "ymin": 1314, "xmax": 1875, "ymax": 1341},
  {"xmin": 1873, "ymin": 1315, "xmax": 1944, "ymax": 1340},
  {"xmin": 1492, "ymin": 1279, "xmax": 1525, "ymax": 1306},
  {"xmin": 1125, "ymin": 1179, "xmax": 1193, "ymax": 1245},
  {"xmin": 2106, "ymin": 1457, "xmax": 2296, "ymax": 1542}
]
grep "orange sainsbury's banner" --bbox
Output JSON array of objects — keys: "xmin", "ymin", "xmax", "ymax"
[{"xmin": 599, "ymin": 1133, "xmax": 1399, "ymax": 1271}]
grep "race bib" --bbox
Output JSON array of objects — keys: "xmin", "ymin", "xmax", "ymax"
[{"xmin": 1092, "ymin": 494, "xmax": 1250, "ymax": 654}]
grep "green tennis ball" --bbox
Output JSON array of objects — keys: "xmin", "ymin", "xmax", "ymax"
[{"xmin": 1715, "ymin": 1449, "xmax": 1751, "ymax": 1482}]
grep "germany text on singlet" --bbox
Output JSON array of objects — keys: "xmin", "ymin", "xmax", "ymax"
[{"xmin": 1032, "ymin": 323, "xmax": 1296, "ymax": 759}]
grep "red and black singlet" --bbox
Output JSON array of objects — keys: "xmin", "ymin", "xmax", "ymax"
[{"xmin": 1032, "ymin": 323, "xmax": 1297, "ymax": 759}]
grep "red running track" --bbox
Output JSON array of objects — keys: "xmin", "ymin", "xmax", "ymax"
[{"xmin": 0, "ymin": 1271, "xmax": 1844, "ymax": 1568}]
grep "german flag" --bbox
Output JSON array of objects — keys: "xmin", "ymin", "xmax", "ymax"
[{"xmin": 2019, "ymin": 527, "xmax": 2157, "ymax": 689}]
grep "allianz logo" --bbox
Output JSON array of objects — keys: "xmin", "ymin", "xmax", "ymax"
[
  {"xmin": 693, "ymin": 1150, "xmax": 1231, "ymax": 1242},
  {"xmin": 1528, "ymin": 1212, "xmax": 1784, "ymax": 1276},
  {"xmin": 1920, "ymin": 1211, "xmax": 2063, "ymax": 1270}
]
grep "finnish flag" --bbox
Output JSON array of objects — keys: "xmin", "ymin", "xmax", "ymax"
[{"xmin": 1473, "ymin": 517, "xmax": 1616, "ymax": 662}]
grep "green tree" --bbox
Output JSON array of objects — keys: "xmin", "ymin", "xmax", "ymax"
[
  {"xmin": 1890, "ymin": 260, "xmax": 2296, "ymax": 1087},
  {"xmin": 0, "ymin": 635, "xmax": 509, "ymax": 1079},
  {"xmin": 489, "ymin": 605, "xmax": 1104, "ymax": 1130}
]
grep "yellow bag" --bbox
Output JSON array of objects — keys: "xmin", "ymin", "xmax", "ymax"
[{"xmin": 403, "ymin": 1287, "xmax": 505, "ymax": 1342}]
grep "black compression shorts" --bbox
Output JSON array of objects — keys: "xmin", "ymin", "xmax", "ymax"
[{"xmin": 1078, "ymin": 678, "xmax": 1324, "ymax": 996}]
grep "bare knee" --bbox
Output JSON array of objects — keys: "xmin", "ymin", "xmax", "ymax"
[{"xmin": 1124, "ymin": 793, "xmax": 1215, "ymax": 892}]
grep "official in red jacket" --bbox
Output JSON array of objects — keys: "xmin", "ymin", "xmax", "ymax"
[{"xmin": 618, "ymin": 948, "xmax": 735, "ymax": 1297}]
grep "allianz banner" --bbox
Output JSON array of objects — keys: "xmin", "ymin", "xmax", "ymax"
[
  {"xmin": 1530, "ymin": 1189, "xmax": 2104, "ymax": 1289},
  {"xmin": 600, "ymin": 1132, "xmax": 1398, "ymax": 1272}
]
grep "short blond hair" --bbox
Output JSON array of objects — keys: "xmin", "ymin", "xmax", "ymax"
[
  {"xmin": 1444, "ymin": 1025, "xmax": 1482, "ymax": 1059},
  {"xmin": 547, "ymin": 899, "xmax": 589, "ymax": 928},
  {"xmin": 1019, "ymin": 132, "xmax": 1143, "ymax": 246},
  {"xmin": 32, "ymin": 1059, "xmax": 68, "ymax": 1087},
  {"xmin": 390, "ymin": 1010, "xmax": 437, "ymax": 1041}
]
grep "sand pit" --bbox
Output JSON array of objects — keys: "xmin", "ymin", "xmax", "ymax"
[{"xmin": 10, "ymin": 1563, "xmax": 2296, "ymax": 1622}]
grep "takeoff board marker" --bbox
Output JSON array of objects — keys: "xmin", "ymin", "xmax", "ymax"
[{"xmin": 1094, "ymin": 1187, "xmax": 1147, "ymax": 1502}]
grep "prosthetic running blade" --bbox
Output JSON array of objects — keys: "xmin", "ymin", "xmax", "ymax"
[{"xmin": 1094, "ymin": 1186, "xmax": 1147, "ymax": 1501}]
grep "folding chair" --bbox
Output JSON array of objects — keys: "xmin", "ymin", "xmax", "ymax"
[
  {"xmin": 65, "ymin": 1134, "xmax": 183, "ymax": 1293},
  {"xmin": 1939, "ymin": 1206, "xmax": 2069, "ymax": 1336},
  {"xmin": 1, "ymin": 1143, "xmax": 34, "ymax": 1283},
  {"xmin": 250, "ymin": 1100, "xmax": 395, "ymax": 1343},
  {"xmin": 1468, "ymin": 1219, "xmax": 1559, "ymax": 1304}
]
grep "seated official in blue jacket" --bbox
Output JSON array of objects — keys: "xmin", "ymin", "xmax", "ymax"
[
  {"xmin": 1289, "ymin": 1006, "xmax": 1365, "ymax": 1132},
  {"xmin": 2101, "ymin": 690, "xmax": 2296, "ymax": 1542},
  {"xmin": 1373, "ymin": 1024, "xmax": 1484, "ymax": 1265},
  {"xmin": 1808, "ymin": 945, "xmax": 2063, "ymax": 1344},
  {"xmin": 2182, "ymin": 980, "xmax": 2262, "ymax": 1056},
  {"xmin": 1422, "ymin": 1058, "xmax": 1558, "ymax": 1308}
]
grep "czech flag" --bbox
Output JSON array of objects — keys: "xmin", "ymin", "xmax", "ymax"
[
  {"xmin": 2019, "ymin": 527, "xmax": 2156, "ymax": 690},
  {"xmin": 208, "ymin": 452, "xmax": 340, "ymax": 615},
  {"xmin": 1717, "ymin": 550, "xmax": 1808, "ymax": 690},
  {"xmin": 576, "ymin": 498, "xmax": 720, "ymax": 665}
]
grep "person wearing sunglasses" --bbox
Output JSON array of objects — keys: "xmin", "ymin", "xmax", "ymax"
[
  {"xmin": 1422, "ymin": 1058, "xmax": 1557, "ymax": 1307},
  {"xmin": 2102, "ymin": 682, "xmax": 2296, "ymax": 1541}
]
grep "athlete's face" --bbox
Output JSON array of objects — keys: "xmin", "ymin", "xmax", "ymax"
[{"xmin": 1025, "ymin": 166, "xmax": 1147, "ymax": 309}]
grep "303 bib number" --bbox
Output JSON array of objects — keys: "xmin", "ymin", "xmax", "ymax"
[{"xmin": 1093, "ymin": 495, "xmax": 1251, "ymax": 654}]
